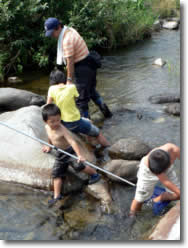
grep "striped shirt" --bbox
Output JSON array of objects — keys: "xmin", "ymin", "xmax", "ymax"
[{"xmin": 62, "ymin": 27, "xmax": 89, "ymax": 63}]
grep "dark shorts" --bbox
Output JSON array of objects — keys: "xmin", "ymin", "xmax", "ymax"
[
  {"xmin": 52, "ymin": 147, "xmax": 86, "ymax": 179},
  {"xmin": 62, "ymin": 118, "xmax": 99, "ymax": 137}
]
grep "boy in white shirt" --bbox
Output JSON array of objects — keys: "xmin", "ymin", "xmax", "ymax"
[{"xmin": 129, "ymin": 143, "xmax": 180, "ymax": 216}]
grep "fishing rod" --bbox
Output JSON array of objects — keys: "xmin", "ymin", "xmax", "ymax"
[{"xmin": 0, "ymin": 121, "xmax": 136, "ymax": 187}]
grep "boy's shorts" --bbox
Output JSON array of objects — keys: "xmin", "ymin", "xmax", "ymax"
[
  {"xmin": 62, "ymin": 118, "xmax": 100, "ymax": 137},
  {"xmin": 135, "ymin": 164, "xmax": 180, "ymax": 203},
  {"xmin": 52, "ymin": 147, "xmax": 86, "ymax": 179}
]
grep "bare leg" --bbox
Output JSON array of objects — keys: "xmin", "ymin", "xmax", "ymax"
[
  {"xmin": 129, "ymin": 199, "xmax": 143, "ymax": 216},
  {"xmin": 82, "ymin": 165, "xmax": 96, "ymax": 175},
  {"xmin": 153, "ymin": 192, "xmax": 180, "ymax": 202},
  {"xmin": 53, "ymin": 177, "xmax": 63, "ymax": 198},
  {"xmin": 96, "ymin": 132, "xmax": 110, "ymax": 147}
]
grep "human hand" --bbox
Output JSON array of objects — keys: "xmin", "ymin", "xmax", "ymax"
[
  {"xmin": 42, "ymin": 145, "xmax": 51, "ymax": 153},
  {"xmin": 77, "ymin": 155, "xmax": 85, "ymax": 163}
]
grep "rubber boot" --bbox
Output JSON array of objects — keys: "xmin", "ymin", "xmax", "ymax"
[{"xmin": 98, "ymin": 103, "xmax": 113, "ymax": 118}]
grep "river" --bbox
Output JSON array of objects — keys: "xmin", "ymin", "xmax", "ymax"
[{"xmin": 0, "ymin": 29, "xmax": 180, "ymax": 240}]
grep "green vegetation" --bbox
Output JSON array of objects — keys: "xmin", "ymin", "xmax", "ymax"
[
  {"xmin": 0, "ymin": 0, "xmax": 179, "ymax": 80},
  {"xmin": 151, "ymin": 0, "xmax": 180, "ymax": 18}
]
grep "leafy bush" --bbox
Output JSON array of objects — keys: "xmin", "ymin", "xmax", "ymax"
[
  {"xmin": 151, "ymin": 0, "xmax": 180, "ymax": 18},
  {"xmin": 0, "ymin": 0, "xmax": 177, "ymax": 79},
  {"xmin": 68, "ymin": 0, "xmax": 155, "ymax": 49}
]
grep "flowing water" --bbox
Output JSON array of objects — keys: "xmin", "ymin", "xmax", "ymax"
[{"xmin": 0, "ymin": 29, "xmax": 180, "ymax": 240}]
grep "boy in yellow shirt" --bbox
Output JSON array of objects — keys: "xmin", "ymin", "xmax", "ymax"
[{"xmin": 47, "ymin": 69, "xmax": 110, "ymax": 147}]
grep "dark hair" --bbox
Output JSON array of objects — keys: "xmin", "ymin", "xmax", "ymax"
[
  {"xmin": 42, "ymin": 104, "xmax": 61, "ymax": 122},
  {"xmin": 49, "ymin": 69, "xmax": 66, "ymax": 85},
  {"xmin": 148, "ymin": 149, "xmax": 170, "ymax": 175}
]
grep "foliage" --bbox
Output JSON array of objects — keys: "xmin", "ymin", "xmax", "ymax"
[
  {"xmin": 68, "ymin": 0, "xmax": 155, "ymax": 49},
  {"xmin": 151, "ymin": 0, "xmax": 180, "ymax": 18},
  {"xmin": 0, "ymin": 0, "xmax": 178, "ymax": 79}
]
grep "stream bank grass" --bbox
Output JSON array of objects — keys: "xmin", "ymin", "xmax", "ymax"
[{"xmin": 151, "ymin": 0, "xmax": 180, "ymax": 18}]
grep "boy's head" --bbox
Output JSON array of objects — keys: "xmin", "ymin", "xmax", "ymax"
[
  {"xmin": 42, "ymin": 104, "xmax": 61, "ymax": 129},
  {"xmin": 148, "ymin": 149, "xmax": 170, "ymax": 175},
  {"xmin": 49, "ymin": 69, "xmax": 66, "ymax": 85}
]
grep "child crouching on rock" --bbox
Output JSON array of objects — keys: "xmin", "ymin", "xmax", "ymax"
[
  {"xmin": 46, "ymin": 69, "xmax": 110, "ymax": 148},
  {"xmin": 129, "ymin": 143, "xmax": 180, "ymax": 216},
  {"xmin": 42, "ymin": 104, "xmax": 101, "ymax": 207}
]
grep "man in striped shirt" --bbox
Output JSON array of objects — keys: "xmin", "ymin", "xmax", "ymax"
[{"xmin": 44, "ymin": 17, "xmax": 112, "ymax": 119}]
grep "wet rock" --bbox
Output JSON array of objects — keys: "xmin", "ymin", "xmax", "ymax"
[
  {"xmin": 85, "ymin": 179, "xmax": 112, "ymax": 214},
  {"xmin": 152, "ymin": 58, "xmax": 166, "ymax": 67},
  {"xmin": 103, "ymin": 159, "xmax": 139, "ymax": 183},
  {"xmin": 148, "ymin": 201, "xmax": 180, "ymax": 240},
  {"xmin": 164, "ymin": 103, "xmax": 180, "ymax": 116},
  {"xmin": 64, "ymin": 207, "xmax": 98, "ymax": 229},
  {"xmin": 162, "ymin": 21, "xmax": 179, "ymax": 30},
  {"xmin": 149, "ymin": 93, "xmax": 180, "ymax": 104},
  {"xmin": 108, "ymin": 137, "xmax": 151, "ymax": 160},
  {"xmin": 109, "ymin": 183, "xmax": 135, "ymax": 216},
  {"xmin": 0, "ymin": 87, "xmax": 45, "ymax": 112},
  {"xmin": 152, "ymin": 20, "xmax": 161, "ymax": 32},
  {"xmin": 8, "ymin": 76, "xmax": 23, "ymax": 84},
  {"xmin": 0, "ymin": 106, "xmax": 96, "ymax": 190},
  {"xmin": 167, "ymin": 17, "xmax": 180, "ymax": 24}
]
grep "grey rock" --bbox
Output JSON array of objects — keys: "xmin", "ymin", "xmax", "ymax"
[
  {"xmin": 0, "ymin": 106, "xmax": 96, "ymax": 190},
  {"xmin": 152, "ymin": 58, "xmax": 166, "ymax": 67},
  {"xmin": 162, "ymin": 21, "xmax": 179, "ymax": 30},
  {"xmin": 104, "ymin": 159, "xmax": 139, "ymax": 183},
  {"xmin": 164, "ymin": 103, "xmax": 180, "ymax": 116},
  {"xmin": 149, "ymin": 94, "xmax": 180, "ymax": 104},
  {"xmin": 108, "ymin": 137, "xmax": 151, "ymax": 160},
  {"xmin": 8, "ymin": 76, "xmax": 23, "ymax": 84},
  {"xmin": 0, "ymin": 87, "xmax": 45, "ymax": 112}
]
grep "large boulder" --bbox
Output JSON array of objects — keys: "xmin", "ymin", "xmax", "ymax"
[
  {"xmin": 103, "ymin": 159, "xmax": 139, "ymax": 183},
  {"xmin": 0, "ymin": 106, "xmax": 95, "ymax": 190},
  {"xmin": 0, "ymin": 88, "xmax": 45, "ymax": 112},
  {"xmin": 108, "ymin": 138, "xmax": 151, "ymax": 160}
]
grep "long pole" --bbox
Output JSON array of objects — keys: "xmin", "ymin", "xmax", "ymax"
[{"xmin": 0, "ymin": 121, "xmax": 136, "ymax": 187}]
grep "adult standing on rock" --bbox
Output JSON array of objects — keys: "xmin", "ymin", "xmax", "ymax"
[{"xmin": 44, "ymin": 17, "xmax": 112, "ymax": 119}]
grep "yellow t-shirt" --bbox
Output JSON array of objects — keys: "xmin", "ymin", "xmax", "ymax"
[{"xmin": 48, "ymin": 84, "xmax": 81, "ymax": 122}]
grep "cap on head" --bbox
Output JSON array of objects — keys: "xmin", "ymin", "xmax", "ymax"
[
  {"xmin": 44, "ymin": 17, "xmax": 60, "ymax": 37},
  {"xmin": 49, "ymin": 69, "xmax": 66, "ymax": 85}
]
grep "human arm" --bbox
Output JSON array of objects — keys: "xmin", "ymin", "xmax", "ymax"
[
  {"xmin": 47, "ymin": 96, "xmax": 53, "ymax": 104},
  {"xmin": 47, "ymin": 86, "xmax": 54, "ymax": 104},
  {"xmin": 66, "ymin": 56, "xmax": 75, "ymax": 85},
  {"xmin": 157, "ymin": 173, "xmax": 180, "ymax": 198},
  {"xmin": 42, "ymin": 125, "xmax": 53, "ymax": 153},
  {"xmin": 42, "ymin": 137, "xmax": 52, "ymax": 153},
  {"xmin": 62, "ymin": 126, "xmax": 85, "ymax": 162},
  {"xmin": 160, "ymin": 143, "xmax": 180, "ymax": 162},
  {"xmin": 129, "ymin": 199, "xmax": 143, "ymax": 217}
]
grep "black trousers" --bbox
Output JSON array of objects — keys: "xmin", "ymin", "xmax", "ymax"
[{"xmin": 74, "ymin": 56, "xmax": 101, "ymax": 116}]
